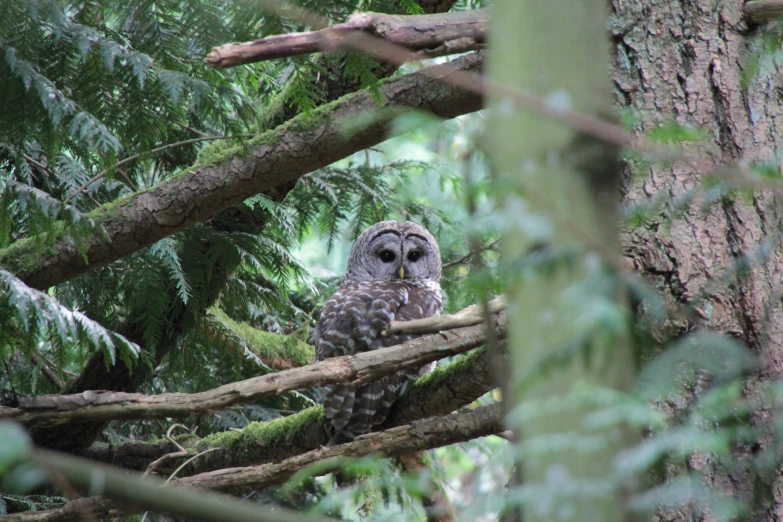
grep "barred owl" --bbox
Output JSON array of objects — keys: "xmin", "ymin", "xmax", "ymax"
[{"xmin": 315, "ymin": 220, "xmax": 443, "ymax": 445}]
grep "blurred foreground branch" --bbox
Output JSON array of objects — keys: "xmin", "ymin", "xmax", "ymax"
[{"xmin": 4, "ymin": 404, "xmax": 502, "ymax": 522}]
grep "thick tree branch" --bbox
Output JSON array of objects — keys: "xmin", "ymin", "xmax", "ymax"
[
  {"xmin": 0, "ymin": 52, "xmax": 484, "ymax": 290},
  {"xmin": 185, "ymin": 403, "xmax": 502, "ymax": 491},
  {"xmin": 3, "ymin": 404, "xmax": 501, "ymax": 522},
  {"xmin": 207, "ymin": 9, "xmax": 488, "ymax": 68},
  {"xmin": 2, "ymin": 311, "xmax": 504, "ymax": 428}
]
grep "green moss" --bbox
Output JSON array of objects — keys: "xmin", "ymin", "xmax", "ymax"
[
  {"xmin": 0, "ymin": 222, "xmax": 67, "ymax": 276},
  {"xmin": 410, "ymin": 348, "xmax": 486, "ymax": 394},
  {"xmin": 208, "ymin": 307, "xmax": 314, "ymax": 367},
  {"xmin": 190, "ymin": 405, "xmax": 323, "ymax": 467}
]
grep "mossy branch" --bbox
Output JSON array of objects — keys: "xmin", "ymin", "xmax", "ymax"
[
  {"xmin": 206, "ymin": 307, "xmax": 314, "ymax": 370},
  {"xmin": 0, "ymin": 52, "xmax": 484, "ymax": 290}
]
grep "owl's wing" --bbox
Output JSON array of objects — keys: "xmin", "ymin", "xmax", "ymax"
[
  {"xmin": 315, "ymin": 281, "xmax": 442, "ymax": 442},
  {"xmin": 314, "ymin": 281, "xmax": 416, "ymax": 440},
  {"xmin": 364, "ymin": 283, "xmax": 443, "ymax": 428}
]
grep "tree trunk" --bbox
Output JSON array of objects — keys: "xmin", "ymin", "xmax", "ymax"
[
  {"xmin": 612, "ymin": 1, "xmax": 782, "ymax": 353},
  {"xmin": 611, "ymin": 0, "xmax": 783, "ymax": 518},
  {"xmin": 489, "ymin": 0, "xmax": 637, "ymax": 520}
]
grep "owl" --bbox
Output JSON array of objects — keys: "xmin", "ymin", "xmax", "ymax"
[{"xmin": 315, "ymin": 220, "xmax": 443, "ymax": 445}]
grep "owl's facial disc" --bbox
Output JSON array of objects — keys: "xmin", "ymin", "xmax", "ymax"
[{"xmin": 345, "ymin": 221, "xmax": 441, "ymax": 283}]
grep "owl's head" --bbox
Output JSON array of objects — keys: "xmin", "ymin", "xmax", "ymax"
[{"xmin": 345, "ymin": 221, "xmax": 441, "ymax": 283}]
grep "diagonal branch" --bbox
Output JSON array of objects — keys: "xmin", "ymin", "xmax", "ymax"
[
  {"xmin": 207, "ymin": 9, "xmax": 488, "ymax": 68},
  {"xmin": 82, "ymin": 345, "xmax": 497, "ymax": 474},
  {"xmin": 4, "ymin": 404, "xmax": 502, "ymax": 522},
  {"xmin": 384, "ymin": 295, "xmax": 506, "ymax": 336},
  {"xmin": 1, "ymin": 310, "xmax": 504, "ymax": 428},
  {"xmin": 0, "ymin": 52, "xmax": 484, "ymax": 290}
]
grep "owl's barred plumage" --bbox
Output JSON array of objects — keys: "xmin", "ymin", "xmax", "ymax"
[{"xmin": 314, "ymin": 221, "xmax": 442, "ymax": 445}]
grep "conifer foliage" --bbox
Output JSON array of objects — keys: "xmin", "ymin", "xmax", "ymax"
[{"xmin": 0, "ymin": 0, "xmax": 491, "ymax": 518}]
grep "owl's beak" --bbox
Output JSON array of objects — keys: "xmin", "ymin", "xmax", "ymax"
[{"xmin": 399, "ymin": 266, "xmax": 405, "ymax": 279}]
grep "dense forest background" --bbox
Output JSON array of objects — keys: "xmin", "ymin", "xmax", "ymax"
[{"xmin": 3, "ymin": 0, "xmax": 783, "ymax": 521}]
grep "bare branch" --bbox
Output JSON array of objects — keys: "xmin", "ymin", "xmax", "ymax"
[
  {"xmin": 384, "ymin": 295, "xmax": 506, "ymax": 336},
  {"xmin": 442, "ymin": 239, "xmax": 499, "ymax": 269},
  {"xmin": 2, "ymin": 309, "xmax": 505, "ymax": 428},
  {"xmin": 207, "ymin": 9, "xmax": 488, "ymax": 68},
  {"xmin": 6, "ymin": 405, "xmax": 502, "ymax": 522},
  {"xmin": 744, "ymin": 0, "xmax": 783, "ymax": 23}
]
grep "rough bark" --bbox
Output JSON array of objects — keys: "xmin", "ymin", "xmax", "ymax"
[
  {"xmin": 611, "ymin": 1, "xmax": 783, "ymax": 354},
  {"xmin": 744, "ymin": 0, "xmax": 783, "ymax": 23},
  {"xmin": 611, "ymin": 0, "xmax": 783, "ymax": 518},
  {"xmin": 3, "ymin": 313, "xmax": 503, "ymax": 428},
  {"xmin": 3, "ymin": 404, "xmax": 501, "ymax": 522},
  {"xmin": 207, "ymin": 9, "xmax": 487, "ymax": 68}
]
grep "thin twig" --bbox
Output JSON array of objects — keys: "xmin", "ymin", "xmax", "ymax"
[
  {"xmin": 442, "ymin": 239, "xmax": 499, "ymax": 269},
  {"xmin": 29, "ymin": 351, "xmax": 67, "ymax": 391},
  {"xmin": 383, "ymin": 295, "xmax": 506, "ymax": 336},
  {"xmin": 173, "ymin": 121, "xmax": 210, "ymax": 138}
]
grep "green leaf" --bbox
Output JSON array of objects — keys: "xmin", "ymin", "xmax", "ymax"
[{"xmin": 0, "ymin": 422, "xmax": 31, "ymax": 476}]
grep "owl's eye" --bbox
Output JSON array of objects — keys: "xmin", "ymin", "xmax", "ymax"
[
  {"xmin": 378, "ymin": 250, "xmax": 396, "ymax": 263},
  {"xmin": 407, "ymin": 251, "xmax": 421, "ymax": 262}
]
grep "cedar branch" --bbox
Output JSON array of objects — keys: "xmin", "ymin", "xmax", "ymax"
[{"xmin": 207, "ymin": 9, "xmax": 488, "ymax": 68}]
